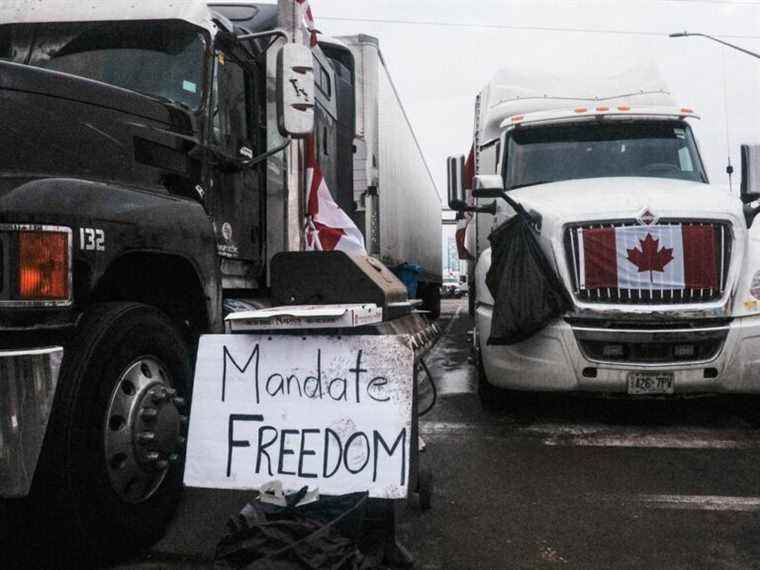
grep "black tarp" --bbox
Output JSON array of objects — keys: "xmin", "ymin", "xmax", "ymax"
[
  {"xmin": 485, "ymin": 197, "xmax": 572, "ymax": 345},
  {"xmin": 215, "ymin": 491, "xmax": 384, "ymax": 570}
]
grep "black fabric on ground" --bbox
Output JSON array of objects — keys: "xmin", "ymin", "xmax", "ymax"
[
  {"xmin": 215, "ymin": 491, "xmax": 381, "ymax": 570},
  {"xmin": 485, "ymin": 202, "xmax": 572, "ymax": 345}
]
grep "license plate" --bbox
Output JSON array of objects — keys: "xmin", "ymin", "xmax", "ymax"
[{"xmin": 627, "ymin": 371, "xmax": 674, "ymax": 395}]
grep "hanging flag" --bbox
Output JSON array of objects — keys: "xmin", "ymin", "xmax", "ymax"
[
  {"xmin": 304, "ymin": 137, "xmax": 367, "ymax": 255},
  {"xmin": 295, "ymin": 0, "xmax": 362, "ymax": 254},
  {"xmin": 577, "ymin": 224, "xmax": 717, "ymax": 290},
  {"xmin": 295, "ymin": 0, "xmax": 319, "ymax": 47},
  {"xmin": 455, "ymin": 145, "xmax": 475, "ymax": 261}
]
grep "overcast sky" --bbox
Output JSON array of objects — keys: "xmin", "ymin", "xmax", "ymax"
[{"xmin": 310, "ymin": 0, "xmax": 760, "ymax": 198}]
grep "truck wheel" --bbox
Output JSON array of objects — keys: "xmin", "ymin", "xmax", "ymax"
[
  {"xmin": 420, "ymin": 283, "xmax": 441, "ymax": 320},
  {"xmin": 29, "ymin": 303, "xmax": 191, "ymax": 563},
  {"xmin": 418, "ymin": 467, "xmax": 433, "ymax": 511}
]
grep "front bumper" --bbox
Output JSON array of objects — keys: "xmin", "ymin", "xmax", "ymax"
[
  {"xmin": 0, "ymin": 346, "xmax": 62, "ymax": 497},
  {"xmin": 477, "ymin": 304, "xmax": 760, "ymax": 394}
]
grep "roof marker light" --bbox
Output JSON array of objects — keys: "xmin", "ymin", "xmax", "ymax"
[
  {"xmin": 617, "ymin": 105, "xmax": 631, "ymax": 111},
  {"xmin": 575, "ymin": 107, "xmax": 588, "ymax": 113},
  {"xmin": 680, "ymin": 107, "xmax": 694, "ymax": 114},
  {"xmin": 595, "ymin": 106, "xmax": 610, "ymax": 112},
  {"xmin": 511, "ymin": 115, "xmax": 524, "ymax": 123}
]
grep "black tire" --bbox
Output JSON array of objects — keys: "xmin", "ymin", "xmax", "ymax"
[
  {"xmin": 418, "ymin": 468, "xmax": 433, "ymax": 511},
  {"xmin": 420, "ymin": 282, "xmax": 441, "ymax": 320},
  {"xmin": 468, "ymin": 280, "xmax": 476, "ymax": 317},
  {"xmin": 18, "ymin": 303, "xmax": 192, "ymax": 565}
]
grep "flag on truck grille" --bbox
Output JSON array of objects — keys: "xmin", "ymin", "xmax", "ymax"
[
  {"xmin": 578, "ymin": 224, "xmax": 717, "ymax": 290},
  {"xmin": 304, "ymin": 137, "xmax": 367, "ymax": 255}
]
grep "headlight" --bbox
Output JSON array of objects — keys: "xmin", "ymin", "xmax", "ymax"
[
  {"xmin": 19, "ymin": 231, "xmax": 70, "ymax": 300},
  {"xmin": 0, "ymin": 224, "xmax": 72, "ymax": 305}
]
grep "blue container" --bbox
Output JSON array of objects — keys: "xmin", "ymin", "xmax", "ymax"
[{"xmin": 392, "ymin": 263, "xmax": 423, "ymax": 298}]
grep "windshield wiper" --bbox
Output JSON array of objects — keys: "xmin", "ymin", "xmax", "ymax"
[{"xmin": 507, "ymin": 180, "xmax": 553, "ymax": 190}]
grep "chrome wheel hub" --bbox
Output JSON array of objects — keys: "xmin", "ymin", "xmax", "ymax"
[{"xmin": 104, "ymin": 357, "xmax": 187, "ymax": 503}]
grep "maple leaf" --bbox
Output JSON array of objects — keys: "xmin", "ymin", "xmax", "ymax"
[{"xmin": 626, "ymin": 233, "xmax": 674, "ymax": 282}]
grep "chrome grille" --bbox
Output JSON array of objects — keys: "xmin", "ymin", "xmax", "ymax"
[{"xmin": 564, "ymin": 220, "xmax": 732, "ymax": 304}]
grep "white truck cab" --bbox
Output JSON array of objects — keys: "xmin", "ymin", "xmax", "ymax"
[{"xmin": 448, "ymin": 68, "xmax": 760, "ymax": 401}]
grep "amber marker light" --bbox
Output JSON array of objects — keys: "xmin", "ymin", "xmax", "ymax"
[
  {"xmin": 595, "ymin": 106, "xmax": 610, "ymax": 112},
  {"xmin": 511, "ymin": 115, "xmax": 524, "ymax": 123},
  {"xmin": 617, "ymin": 106, "xmax": 631, "ymax": 111},
  {"xmin": 18, "ymin": 231, "xmax": 69, "ymax": 300},
  {"xmin": 574, "ymin": 107, "xmax": 588, "ymax": 113}
]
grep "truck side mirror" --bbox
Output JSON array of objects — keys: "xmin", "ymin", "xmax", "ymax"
[
  {"xmin": 741, "ymin": 144, "xmax": 760, "ymax": 203},
  {"xmin": 276, "ymin": 44, "xmax": 315, "ymax": 138},
  {"xmin": 472, "ymin": 175, "xmax": 504, "ymax": 198},
  {"xmin": 447, "ymin": 155, "xmax": 466, "ymax": 210}
]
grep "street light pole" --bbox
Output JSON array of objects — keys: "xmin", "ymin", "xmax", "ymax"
[
  {"xmin": 668, "ymin": 31, "xmax": 760, "ymax": 192},
  {"xmin": 669, "ymin": 31, "xmax": 760, "ymax": 61}
]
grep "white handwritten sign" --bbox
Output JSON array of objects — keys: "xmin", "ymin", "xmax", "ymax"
[{"xmin": 184, "ymin": 334, "xmax": 414, "ymax": 499}]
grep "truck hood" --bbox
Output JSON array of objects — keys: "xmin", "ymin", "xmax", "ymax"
[{"xmin": 508, "ymin": 177, "xmax": 743, "ymax": 226}]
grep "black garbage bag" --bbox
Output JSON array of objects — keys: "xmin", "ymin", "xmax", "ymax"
[
  {"xmin": 485, "ymin": 198, "xmax": 572, "ymax": 345},
  {"xmin": 215, "ymin": 490, "xmax": 381, "ymax": 570}
]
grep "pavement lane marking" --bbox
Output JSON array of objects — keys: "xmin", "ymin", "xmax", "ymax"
[
  {"xmin": 440, "ymin": 302, "xmax": 464, "ymax": 334},
  {"xmin": 541, "ymin": 431, "xmax": 760, "ymax": 449},
  {"xmin": 599, "ymin": 494, "xmax": 760, "ymax": 512},
  {"xmin": 427, "ymin": 303, "xmax": 464, "ymax": 359},
  {"xmin": 419, "ymin": 303, "xmax": 463, "ymax": 370},
  {"xmin": 420, "ymin": 421, "xmax": 488, "ymax": 435},
  {"xmin": 420, "ymin": 421, "xmax": 760, "ymax": 449},
  {"xmin": 421, "ymin": 303, "xmax": 475, "ymax": 396}
]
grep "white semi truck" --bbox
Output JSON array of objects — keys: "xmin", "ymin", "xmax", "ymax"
[{"xmin": 448, "ymin": 67, "xmax": 760, "ymax": 406}]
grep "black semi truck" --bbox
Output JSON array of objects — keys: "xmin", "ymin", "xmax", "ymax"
[{"xmin": 0, "ymin": 0, "xmax": 440, "ymax": 560}]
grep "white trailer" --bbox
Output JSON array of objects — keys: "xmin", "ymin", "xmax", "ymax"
[{"xmin": 341, "ymin": 35, "xmax": 443, "ymax": 317}]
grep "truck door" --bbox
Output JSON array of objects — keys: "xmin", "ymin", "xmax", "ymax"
[
  {"xmin": 313, "ymin": 52, "xmax": 339, "ymax": 202},
  {"xmin": 205, "ymin": 42, "xmax": 265, "ymax": 286}
]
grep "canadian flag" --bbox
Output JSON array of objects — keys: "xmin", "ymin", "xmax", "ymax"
[
  {"xmin": 304, "ymin": 137, "xmax": 367, "ymax": 255},
  {"xmin": 295, "ymin": 0, "xmax": 319, "ymax": 47},
  {"xmin": 455, "ymin": 145, "xmax": 475, "ymax": 261},
  {"xmin": 578, "ymin": 224, "xmax": 717, "ymax": 290}
]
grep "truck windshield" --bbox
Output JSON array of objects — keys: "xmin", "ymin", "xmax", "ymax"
[
  {"xmin": 504, "ymin": 121, "xmax": 707, "ymax": 189},
  {"xmin": 0, "ymin": 21, "xmax": 205, "ymax": 110}
]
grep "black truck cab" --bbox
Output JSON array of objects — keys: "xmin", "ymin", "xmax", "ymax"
[{"xmin": 0, "ymin": 3, "xmax": 325, "ymax": 559}]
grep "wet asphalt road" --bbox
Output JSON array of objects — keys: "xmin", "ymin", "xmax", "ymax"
[{"xmin": 115, "ymin": 298, "xmax": 760, "ymax": 569}]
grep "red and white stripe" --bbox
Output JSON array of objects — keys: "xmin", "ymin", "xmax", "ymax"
[
  {"xmin": 577, "ymin": 224, "xmax": 717, "ymax": 290},
  {"xmin": 293, "ymin": 1, "xmax": 362, "ymax": 254},
  {"xmin": 304, "ymin": 137, "xmax": 366, "ymax": 255},
  {"xmin": 295, "ymin": 0, "xmax": 319, "ymax": 47},
  {"xmin": 455, "ymin": 146, "xmax": 475, "ymax": 261}
]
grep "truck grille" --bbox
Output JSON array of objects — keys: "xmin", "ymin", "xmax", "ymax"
[
  {"xmin": 570, "ymin": 320, "xmax": 730, "ymax": 364},
  {"xmin": 564, "ymin": 220, "xmax": 732, "ymax": 304},
  {"xmin": 577, "ymin": 335, "xmax": 725, "ymax": 363}
]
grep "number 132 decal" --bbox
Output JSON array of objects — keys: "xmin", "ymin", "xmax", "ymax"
[{"xmin": 80, "ymin": 227, "xmax": 105, "ymax": 252}]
